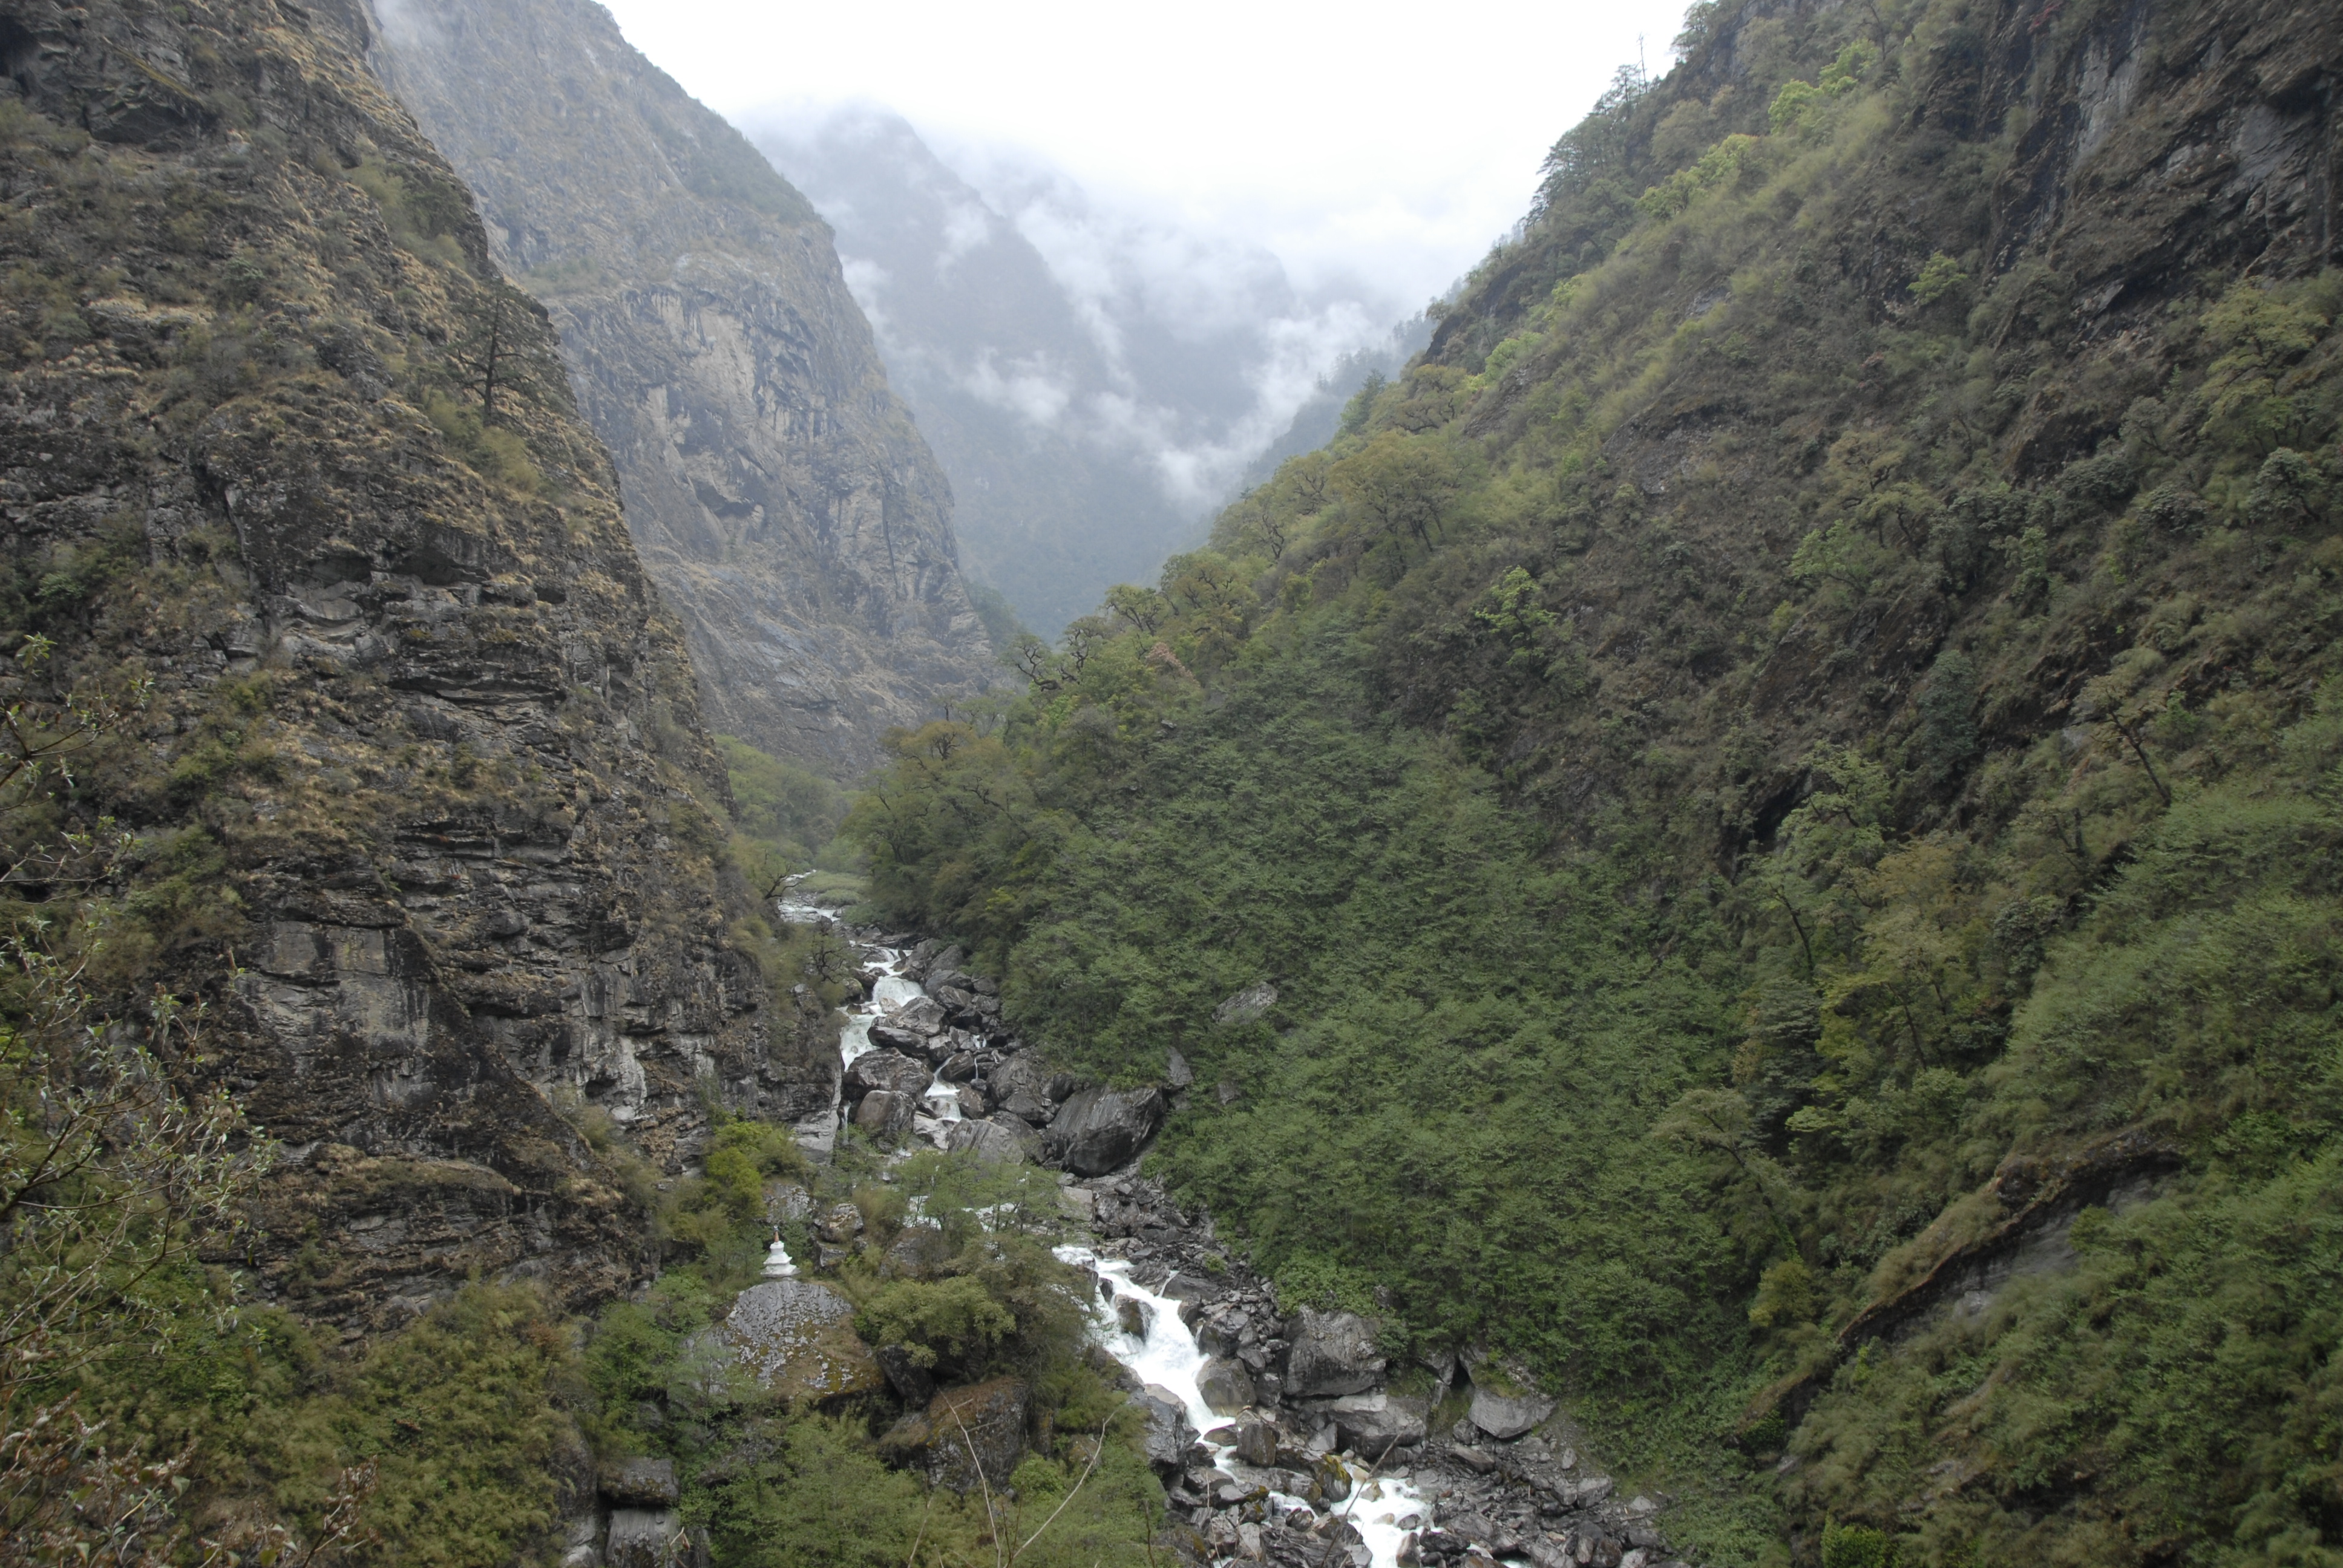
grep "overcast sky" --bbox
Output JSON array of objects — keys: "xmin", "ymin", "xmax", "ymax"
[{"xmin": 595, "ymin": 0, "xmax": 1695, "ymax": 315}]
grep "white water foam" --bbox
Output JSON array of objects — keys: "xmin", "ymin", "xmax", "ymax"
[{"xmin": 1058, "ymin": 1245, "xmax": 1427, "ymax": 1568}]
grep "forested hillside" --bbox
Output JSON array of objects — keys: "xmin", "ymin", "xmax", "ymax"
[{"xmin": 846, "ymin": 0, "xmax": 2343, "ymax": 1560}]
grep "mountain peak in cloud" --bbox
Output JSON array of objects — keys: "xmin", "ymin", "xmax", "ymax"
[{"xmin": 747, "ymin": 102, "xmax": 1404, "ymax": 632}]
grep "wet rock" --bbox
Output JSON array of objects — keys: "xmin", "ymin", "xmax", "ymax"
[
  {"xmin": 1115, "ymin": 1295, "xmax": 1155, "ymax": 1338},
  {"xmin": 874, "ymin": 993, "xmax": 948, "ymax": 1040},
  {"xmin": 845, "ymin": 1050, "xmax": 931, "ymax": 1101},
  {"xmin": 1233, "ymin": 1420, "xmax": 1279, "ymax": 1468},
  {"xmin": 853, "ymin": 1089, "xmax": 918, "ymax": 1140},
  {"xmin": 600, "ymin": 1455, "xmax": 678, "ymax": 1508},
  {"xmin": 939, "ymin": 1050, "xmax": 980, "ymax": 1082},
  {"xmin": 952, "ymin": 1083, "xmax": 988, "ymax": 1119},
  {"xmin": 944, "ymin": 1115, "xmax": 1043, "ymax": 1163},
  {"xmin": 1312, "ymin": 1454, "xmax": 1352, "ymax": 1504},
  {"xmin": 881, "ymin": 1376, "xmax": 1030, "ymax": 1491},
  {"xmin": 925, "ymin": 1027, "xmax": 982, "ymax": 1066},
  {"xmin": 1214, "ymin": 982, "xmax": 1278, "ymax": 1026},
  {"xmin": 719, "ymin": 1279, "xmax": 885, "ymax": 1403},
  {"xmin": 1044, "ymin": 1086, "xmax": 1167, "ymax": 1176},
  {"xmin": 1285, "ymin": 1309, "xmax": 1386, "ymax": 1397},
  {"xmin": 1199, "ymin": 1355, "xmax": 1256, "ymax": 1414},
  {"xmin": 1198, "ymin": 1310, "xmax": 1246, "ymax": 1357},
  {"xmin": 605, "ymin": 1510, "xmax": 686, "ymax": 1568},
  {"xmin": 1136, "ymin": 1382, "xmax": 1198, "ymax": 1473}
]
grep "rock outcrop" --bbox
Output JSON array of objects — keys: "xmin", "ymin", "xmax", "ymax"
[
  {"xmin": 880, "ymin": 1377, "xmax": 1032, "ymax": 1491},
  {"xmin": 0, "ymin": 0, "xmax": 829, "ymax": 1327},
  {"xmin": 719, "ymin": 1278, "xmax": 884, "ymax": 1402},
  {"xmin": 366, "ymin": 0, "xmax": 996, "ymax": 777}
]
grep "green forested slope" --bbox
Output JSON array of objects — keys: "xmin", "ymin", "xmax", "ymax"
[{"xmin": 846, "ymin": 0, "xmax": 2343, "ymax": 1560}]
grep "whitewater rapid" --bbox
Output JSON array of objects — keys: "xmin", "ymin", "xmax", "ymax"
[
  {"xmin": 1060, "ymin": 1246, "xmax": 1427, "ymax": 1568},
  {"xmin": 782, "ymin": 883, "xmax": 1427, "ymax": 1568}
]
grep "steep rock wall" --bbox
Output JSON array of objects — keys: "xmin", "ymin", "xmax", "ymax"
[
  {"xmin": 364, "ymin": 0, "xmax": 996, "ymax": 777},
  {"xmin": 0, "ymin": 0, "xmax": 834, "ymax": 1329}
]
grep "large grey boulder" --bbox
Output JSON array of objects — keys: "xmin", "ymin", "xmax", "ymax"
[
  {"xmin": 1199, "ymin": 1356, "xmax": 1256, "ymax": 1414},
  {"xmin": 719, "ymin": 1278, "xmax": 884, "ymax": 1402},
  {"xmin": 944, "ymin": 1115, "xmax": 1043, "ymax": 1164},
  {"xmin": 845, "ymin": 1049, "xmax": 931, "ymax": 1101},
  {"xmin": 1285, "ymin": 1309, "xmax": 1386, "ymax": 1397},
  {"xmin": 869, "ymin": 994, "xmax": 948, "ymax": 1050},
  {"xmin": 1043, "ymin": 1086, "xmax": 1167, "ymax": 1176},
  {"xmin": 853, "ymin": 1089, "xmax": 917, "ymax": 1140},
  {"xmin": 1135, "ymin": 1382, "xmax": 1196, "ymax": 1473},
  {"xmin": 1466, "ymin": 1356, "xmax": 1555, "ymax": 1440},
  {"xmin": 1300, "ymin": 1390, "xmax": 1429, "ymax": 1452}
]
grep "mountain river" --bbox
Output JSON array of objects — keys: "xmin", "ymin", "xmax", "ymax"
[{"xmin": 778, "ymin": 886, "xmax": 1429, "ymax": 1568}]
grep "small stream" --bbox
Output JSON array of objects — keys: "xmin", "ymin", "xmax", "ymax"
[
  {"xmin": 779, "ymin": 887, "xmax": 1427, "ymax": 1568},
  {"xmin": 782, "ymin": 883, "xmax": 972, "ymax": 1144}
]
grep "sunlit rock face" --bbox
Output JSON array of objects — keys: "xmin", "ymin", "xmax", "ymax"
[{"xmin": 367, "ymin": 0, "xmax": 997, "ymax": 777}]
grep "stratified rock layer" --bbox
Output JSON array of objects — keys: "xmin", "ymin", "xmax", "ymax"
[
  {"xmin": 0, "ymin": 0, "xmax": 831, "ymax": 1326},
  {"xmin": 365, "ymin": 0, "xmax": 995, "ymax": 776}
]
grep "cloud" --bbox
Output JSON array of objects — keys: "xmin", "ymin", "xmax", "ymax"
[
  {"xmin": 960, "ymin": 350, "xmax": 1075, "ymax": 428},
  {"xmin": 837, "ymin": 256, "xmax": 890, "ymax": 335}
]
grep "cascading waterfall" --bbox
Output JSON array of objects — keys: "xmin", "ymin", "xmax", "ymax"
[
  {"xmin": 1061, "ymin": 1247, "xmax": 1427, "ymax": 1568},
  {"xmin": 781, "ymin": 881, "xmax": 966, "ymax": 1141}
]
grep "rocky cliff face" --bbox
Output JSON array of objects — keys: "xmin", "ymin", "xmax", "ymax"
[
  {"xmin": 0, "ymin": 0, "xmax": 834, "ymax": 1328},
  {"xmin": 364, "ymin": 0, "xmax": 996, "ymax": 777}
]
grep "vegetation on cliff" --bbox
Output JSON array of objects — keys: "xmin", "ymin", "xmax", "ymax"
[{"xmin": 845, "ymin": 0, "xmax": 2343, "ymax": 1560}]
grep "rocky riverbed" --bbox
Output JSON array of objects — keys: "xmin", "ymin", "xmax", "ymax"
[{"xmin": 761, "ymin": 900, "xmax": 1698, "ymax": 1568}]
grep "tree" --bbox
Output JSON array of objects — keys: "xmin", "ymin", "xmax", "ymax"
[
  {"xmin": 1329, "ymin": 432, "xmax": 1461, "ymax": 557},
  {"xmin": 447, "ymin": 290, "xmax": 557, "ymax": 426}
]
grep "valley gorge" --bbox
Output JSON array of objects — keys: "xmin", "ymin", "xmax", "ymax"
[
  {"xmin": 365, "ymin": 0, "xmax": 995, "ymax": 777},
  {"xmin": 1, "ymin": 0, "xmax": 2340, "ymax": 1565}
]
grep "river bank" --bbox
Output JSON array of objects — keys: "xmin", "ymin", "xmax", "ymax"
[{"xmin": 762, "ymin": 892, "xmax": 1698, "ymax": 1568}]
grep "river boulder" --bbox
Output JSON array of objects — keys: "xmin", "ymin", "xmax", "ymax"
[
  {"xmin": 1465, "ymin": 1355, "xmax": 1555, "ymax": 1440},
  {"xmin": 1135, "ymin": 1382, "xmax": 1196, "ymax": 1474},
  {"xmin": 1285, "ymin": 1308, "xmax": 1386, "ymax": 1397},
  {"xmin": 719, "ymin": 1279, "xmax": 885, "ymax": 1403},
  {"xmin": 1199, "ymin": 1355, "xmax": 1256, "ymax": 1414},
  {"xmin": 1043, "ymin": 1086, "xmax": 1167, "ymax": 1175},
  {"xmin": 870, "ymin": 994, "xmax": 948, "ymax": 1050},
  {"xmin": 845, "ymin": 1050, "xmax": 931, "ymax": 1102},
  {"xmin": 881, "ymin": 1377, "xmax": 1030, "ymax": 1491},
  {"xmin": 853, "ymin": 1089, "xmax": 917, "ymax": 1140},
  {"xmin": 943, "ymin": 1115, "xmax": 1042, "ymax": 1164},
  {"xmin": 1300, "ymin": 1390, "xmax": 1429, "ymax": 1452}
]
